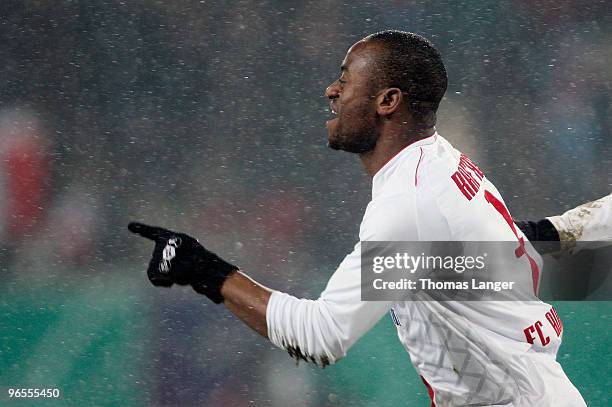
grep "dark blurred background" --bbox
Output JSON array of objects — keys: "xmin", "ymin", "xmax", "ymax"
[{"xmin": 0, "ymin": 1, "xmax": 610, "ymax": 406}]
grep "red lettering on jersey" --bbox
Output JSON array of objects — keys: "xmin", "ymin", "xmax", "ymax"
[
  {"xmin": 524, "ymin": 320, "xmax": 552, "ymax": 346},
  {"xmin": 451, "ymin": 154, "xmax": 484, "ymax": 200},
  {"xmin": 535, "ymin": 320, "xmax": 550, "ymax": 346},
  {"xmin": 524, "ymin": 325, "xmax": 536, "ymax": 344},
  {"xmin": 524, "ymin": 309, "xmax": 563, "ymax": 346},
  {"xmin": 451, "ymin": 171, "xmax": 477, "ymax": 200},
  {"xmin": 460, "ymin": 154, "xmax": 484, "ymax": 180},
  {"xmin": 545, "ymin": 307, "xmax": 563, "ymax": 337}
]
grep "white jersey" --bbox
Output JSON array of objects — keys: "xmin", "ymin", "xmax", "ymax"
[{"xmin": 266, "ymin": 133, "xmax": 586, "ymax": 406}]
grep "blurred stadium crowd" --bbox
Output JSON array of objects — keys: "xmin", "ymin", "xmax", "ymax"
[{"xmin": 1, "ymin": 1, "xmax": 610, "ymax": 405}]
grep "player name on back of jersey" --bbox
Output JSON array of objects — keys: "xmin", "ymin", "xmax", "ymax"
[{"xmin": 451, "ymin": 153, "xmax": 484, "ymax": 200}]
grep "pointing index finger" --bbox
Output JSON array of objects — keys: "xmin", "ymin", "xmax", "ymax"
[{"xmin": 128, "ymin": 222, "xmax": 173, "ymax": 241}]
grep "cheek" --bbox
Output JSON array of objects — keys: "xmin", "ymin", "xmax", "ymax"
[{"xmin": 342, "ymin": 99, "xmax": 374, "ymax": 123}]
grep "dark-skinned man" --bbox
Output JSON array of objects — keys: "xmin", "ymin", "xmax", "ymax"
[{"xmin": 130, "ymin": 31, "xmax": 594, "ymax": 406}]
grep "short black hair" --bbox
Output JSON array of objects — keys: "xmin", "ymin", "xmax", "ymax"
[{"xmin": 364, "ymin": 30, "xmax": 447, "ymax": 129}]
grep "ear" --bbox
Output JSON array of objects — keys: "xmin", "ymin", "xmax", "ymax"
[{"xmin": 376, "ymin": 88, "xmax": 402, "ymax": 117}]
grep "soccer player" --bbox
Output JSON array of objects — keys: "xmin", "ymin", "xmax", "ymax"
[{"xmin": 129, "ymin": 31, "xmax": 598, "ymax": 405}]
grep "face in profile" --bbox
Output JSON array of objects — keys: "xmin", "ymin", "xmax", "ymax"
[{"xmin": 325, "ymin": 41, "xmax": 382, "ymax": 154}]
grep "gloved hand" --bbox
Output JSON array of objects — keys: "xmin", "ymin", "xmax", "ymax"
[
  {"xmin": 515, "ymin": 219, "xmax": 560, "ymax": 255},
  {"xmin": 128, "ymin": 222, "xmax": 238, "ymax": 303}
]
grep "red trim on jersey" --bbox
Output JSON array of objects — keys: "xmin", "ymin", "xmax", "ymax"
[
  {"xmin": 374, "ymin": 132, "xmax": 437, "ymax": 178},
  {"xmin": 421, "ymin": 376, "xmax": 436, "ymax": 407},
  {"xmin": 415, "ymin": 147, "xmax": 424, "ymax": 186}
]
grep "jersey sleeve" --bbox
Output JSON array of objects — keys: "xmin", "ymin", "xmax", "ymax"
[
  {"xmin": 546, "ymin": 193, "xmax": 612, "ymax": 254},
  {"xmin": 266, "ymin": 193, "xmax": 418, "ymax": 366}
]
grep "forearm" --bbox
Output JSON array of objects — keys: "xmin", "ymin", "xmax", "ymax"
[
  {"xmin": 517, "ymin": 193, "xmax": 612, "ymax": 255},
  {"xmin": 221, "ymin": 271, "xmax": 343, "ymax": 366},
  {"xmin": 221, "ymin": 265, "xmax": 391, "ymax": 367},
  {"xmin": 547, "ymin": 193, "xmax": 612, "ymax": 253},
  {"xmin": 128, "ymin": 221, "xmax": 370, "ymax": 362},
  {"xmin": 221, "ymin": 270, "xmax": 272, "ymax": 338},
  {"xmin": 220, "ymin": 270, "xmax": 351, "ymax": 366}
]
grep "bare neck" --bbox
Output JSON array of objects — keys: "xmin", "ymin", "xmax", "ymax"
[{"xmin": 360, "ymin": 126, "xmax": 435, "ymax": 178}]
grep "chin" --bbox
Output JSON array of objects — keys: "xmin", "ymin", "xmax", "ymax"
[
  {"xmin": 327, "ymin": 132, "xmax": 340, "ymax": 150},
  {"xmin": 328, "ymin": 138, "xmax": 375, "ymax": 154},
  {"xmin": 325, "ymin": 115, "xmax": 379, "ymax": 153},
  {"xmin": 327, "ymin": 139, "xmax": 342, "ymax": 151},
  {"xmin": 327, "ymin": 130, "xmax": 378, "ymax": 154},
  {"xmin": 327, "ymin": 130, "xmax": 351, "ymax": 152}
]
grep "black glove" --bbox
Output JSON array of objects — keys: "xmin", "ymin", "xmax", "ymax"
[
  {"xmin": 128, "ymin": 222, "xmax": 237, "ymax": 303},
  {"xmin": 515, "ymin": 218, "xmax": 561, "ymax": 254}
]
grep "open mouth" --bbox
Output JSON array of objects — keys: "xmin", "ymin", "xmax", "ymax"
[
  {"xmin": 326, "ymin": 102, "xmax": 339, "ymax": 127},
  {"xmin": 329, "ymin": 101, "xmax": 339, "ymax": 116}
]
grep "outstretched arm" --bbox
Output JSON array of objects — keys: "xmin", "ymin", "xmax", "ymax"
[
  {"xmin": 516, "ymin": 193, "xmax": 612, "ymax": 254},
  {"xmin": 128, "ymin": 223, "xmax": 393, "ymax": 366}
]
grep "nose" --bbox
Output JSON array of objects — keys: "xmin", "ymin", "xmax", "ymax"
[{"xmin": 325, "ymin": 80, "xmax": 340, "ymax": 99}]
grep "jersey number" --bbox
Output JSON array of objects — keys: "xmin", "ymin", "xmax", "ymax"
[{"xmin": 484, "ymin": 190, "xmax": 540, "ymax": 294}]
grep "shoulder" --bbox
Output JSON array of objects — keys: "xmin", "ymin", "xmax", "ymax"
[
  {"xmin": 359, "ymin": 192, "xmax": 420, "ymax": 241},
  {"xmin": 412, "ymin": 136, "xmax": 491, "ymax": 240}
]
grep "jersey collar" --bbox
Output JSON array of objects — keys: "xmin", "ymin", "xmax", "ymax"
[{"xmin": 372, "ymin": 132, "xmax": 438, "ymax": 196}]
